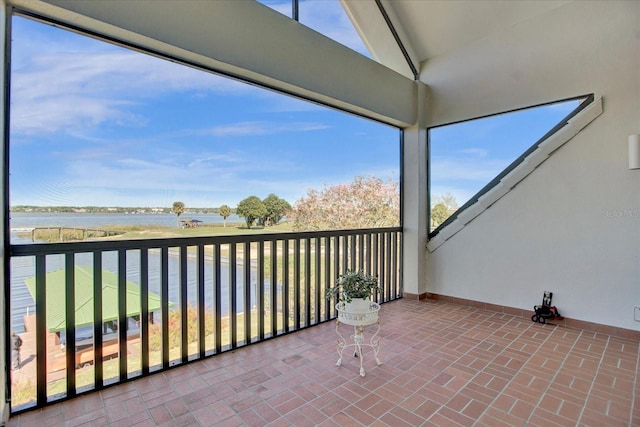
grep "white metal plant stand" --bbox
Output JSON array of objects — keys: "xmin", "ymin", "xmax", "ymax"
[{"xmin": 335, "ymin": 301, "xmax": 381, "ymax": 377}]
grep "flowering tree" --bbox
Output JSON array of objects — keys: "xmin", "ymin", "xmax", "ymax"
[{"xmin": 288, "ymin": 176, "xmax": 399, "ymax": 231}]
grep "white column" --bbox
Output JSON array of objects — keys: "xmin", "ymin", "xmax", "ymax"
[{"xmin": 402, "ymin": 82, "xmax": 429, "ymax": 298}]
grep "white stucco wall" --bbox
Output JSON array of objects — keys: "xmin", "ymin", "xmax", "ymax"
[{"xmin": 423, "ymin": 1, "xmax": 640, "ymax": 329}]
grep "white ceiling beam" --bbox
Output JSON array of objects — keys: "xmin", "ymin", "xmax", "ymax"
[{"xmin": 10, "ymin": 0, "xmax": 417, "ymax": 127}]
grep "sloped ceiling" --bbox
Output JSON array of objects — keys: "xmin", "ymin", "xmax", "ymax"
[
  {"xmin": 386, "ymin": 0, "xmax": 572, "ymax": 62},
  {"xmin": 344, "ymin": 0, "xmax": 573, "ymax": 77}
]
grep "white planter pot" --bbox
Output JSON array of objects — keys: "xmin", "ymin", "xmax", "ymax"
[{"xmin": 344, "ymin": 298, "xmax": 371, "ymax": 313}]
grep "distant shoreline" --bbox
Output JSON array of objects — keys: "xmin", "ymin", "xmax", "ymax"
[
  {"xmin": 9, "ymin": 211, "xmax": 243, "ymax": 230},
  {"xmin": 10, "ymin": 205, "xmax": 233, "ymax": 214}
]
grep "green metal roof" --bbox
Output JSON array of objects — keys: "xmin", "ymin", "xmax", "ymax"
[{"xmin": 24, "ymin": 266, "xmax": 164, "ymax": 333}]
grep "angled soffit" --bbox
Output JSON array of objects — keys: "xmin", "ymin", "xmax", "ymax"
[
  {"xmin": 346, "ymin": 0, "xmax": 572, "ymax": 71},
  {"xmin": 382, "ymin": 0, "xmax": 572, "ymax": 64}
]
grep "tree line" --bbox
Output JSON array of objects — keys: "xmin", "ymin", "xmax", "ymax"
[
  {"xmin": 171, "ymin": 194, "xmax": 291, "ymax": 229},
  {"xmin": 171, "ymin": 176, "xmax": 402, "ymax": 231},
  {"xmin": 430, "ymin": 193, "xmax": 459, "ymax": 230},
  {"xmin": 15, "ymin": 176, "xmax": 403, "ymax": 232}
]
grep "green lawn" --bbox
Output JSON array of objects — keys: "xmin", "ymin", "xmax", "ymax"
[
  {"xmin": 110, "ymin": 222, "xmax": 292, "ymax": 239},
  {"xmin": 25, "ymin": 222, "xmax": 295, "ymax": 242}
]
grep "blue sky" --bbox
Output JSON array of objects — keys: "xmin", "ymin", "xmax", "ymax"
[
  {"xmin": 430, "ymin": 99, "xmax": 580, "ymax": 206},
  {"xmin": 9, "ymin": 3, "xmax": 396, "ymax": 209},
  {"xmin": 9, "ymin": 1, "xmax": 579, "ymax": 210}
]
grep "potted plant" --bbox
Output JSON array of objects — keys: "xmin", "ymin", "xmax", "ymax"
[{"xmin": 326, "ymin": 270, "xmax": 380, "ymax": 313}]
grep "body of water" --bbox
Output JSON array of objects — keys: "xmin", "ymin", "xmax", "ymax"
[
  {"xmin": 9, "ymin": 212, "xmax": 260, "ymax": 334},
  {"xmin": 10, "ymin": 211, "xmax": 242, "ymax": 229}
]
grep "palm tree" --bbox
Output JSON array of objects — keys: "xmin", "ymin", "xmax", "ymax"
[
  {"xmin": 219, "ymin": 204, "xmax": 232, "ymax": 227},
  {"xmin": 171, "ymin": 201, "xmax": 185, "ymax": 227}
]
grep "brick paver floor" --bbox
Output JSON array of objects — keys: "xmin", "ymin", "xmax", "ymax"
[{"xmin": 7, "ymin": 298, "xmax": 640, "ymax": 426}]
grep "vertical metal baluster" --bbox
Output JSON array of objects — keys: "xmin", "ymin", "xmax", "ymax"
[
  {"xmin": 140, "ymin": 248, "xmax": 149, "ymax": 375},
  {"xmin": 373, "ymin": 233, "xmax": 380, "ymax": 302},
  {"xmin": 342, "ymin": 235, "xmax": 348, "ymax": 273},
  {"xmin": 65, "ymin": 253, "xmax": 76, "ymax": 397},
  {"xmin": 282, "ymin": 239, "xmax": 289, "ymax": 333},
  {"xmin": 385, "ymin": 231, "xmax": 392, "ymax": 302},
  {"xmin": 390, "ymin": 232, "xmax": 398, "ymax": 299},
  {"xmin": 118, "ymin": 249, "xmax": 127, "ymax": 381},
  {"xmin": 366, "ymin": 233, "xmax": 372, "ymax": 275},
  {"xmin": 358, "ymin": 233, "xmax": 364, "ymax": 272},
  {"xmin": 314, "ymin": 238, "xmax": 320, "ymax": 325},
  {"xmin": 35, "ymin": 254, "xmax": 47, "ymax": 406},
  {"xmin": 270, "ymin": 240, "xmax": 277, "ymax": 337},
  {"xmin": 323, "ymin": 236, "xmax": 331, "ymax": 321},
  {"xmin": 161, "ymin": 247, "xmax": 169, "ymax": 369},
  {"xmin": 398, "ymin": 231, "xmax": 404, "ymax": 298},
  {"xmin": 93, "ymin": 251, "xmax": 104, "ymax": 387},
  {"xmin": 214, "ymin": 244, "xmax": 222, "ymax": 353},
  {"xmin": 257, "ymin": 241, "xmax": 264, "ymax": 341},
  {"xmin": 230, "ymin": 242, "xmax": 237, "ymax": 349},
  {"xmin": 180, "ymin": 246, "xmax": 188, "ymax": 363},
  {"xmin": 383, "ymin": 231, "xmax": 388, "ymax": 302},
  {"xmin": 197, "ymin": 244, "xmax": 205, "ymax": 358},
  {"xmin": 350, "ymin": 234, "xmax": 356, "ymax": 270},
  {"xmin": 293, "ymin": 238, "xmax": 300, "ymax": 329},
  {"xmin": 244, "ymin": 242, "xmax": 251, "ymax": 344},
  {"xmin": 333, "ymin": 236, "xmax": 341, "ymax": 310},
  {"xmin": 305, "ymin": 238, "xmax": 311, "ymax": 328}
]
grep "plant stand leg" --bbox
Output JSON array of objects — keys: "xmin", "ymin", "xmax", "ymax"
[
  {"xmin": 370, "ymin": 320, "xmax": 382, "ymax": 366},
  {"xmin": 335, "ymin": 320, "xmax": 346, "ymax": 367},
  {"xmin": 335, "ymin": 317, "xmax": 381, "ymax": 376},
  {"xmin": 353, "ymin": 325, "xmax": 366, "ymax": 377}
]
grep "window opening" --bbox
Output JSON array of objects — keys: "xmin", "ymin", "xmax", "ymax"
[
  {"xmin": 256, "ymin": 0, "xmax": 292, "ymax": 18},
  {"xmin": 429, "ymin": 95, "xmax": 593, "ymax": 235},
  {"xmin": 9, "ymin": 14, "xmax": 398, "ymax": 241},
  {"xmin": 257, "ymin": 0, "xmax": 371, "ymax": 57},
  {"xmin": 8, "ymin": 13, "xmax": 399, "ymax": 411},
  {"xmin": 298, "ymin": 0, "xmax": 370, "ymax": 57}
]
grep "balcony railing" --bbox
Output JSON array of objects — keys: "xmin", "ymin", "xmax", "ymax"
[{"xmin": 8, "ymin": 227, "xmax": 402, "ymax": 412}]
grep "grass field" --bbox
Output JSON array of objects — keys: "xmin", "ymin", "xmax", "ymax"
[{"xmin": 23, "ymin": 222, "xmax": 295, "ymax": 243}]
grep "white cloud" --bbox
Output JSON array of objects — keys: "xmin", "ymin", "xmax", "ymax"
[
  {"xmin": 208, "ymin": 121, "xmax": 330, "ymax": 137},
  {"xmin": 10, "ymin": 8, "xmax": 368, "ymax": 139},
  {"xmin": 13, "ymin": 142, "xmax": 395, "ymax": 206},
  {"xmin": 459, "ymin": 148, "xmax": 489, "ymax": 158},
  {"xmin": 187, "ymin": 153, "xmax": 243, "ymax": 168},
  {"xmin": 9, "ymin": 15, "xmax": 393, "ymax": 208},
  {"xmin": 431, "ymin": 157, "xmax": 507, "ymax": 182},
  {"xmin": 10, "ymin": 37, "xmax": 252, "ymax": 136}
]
